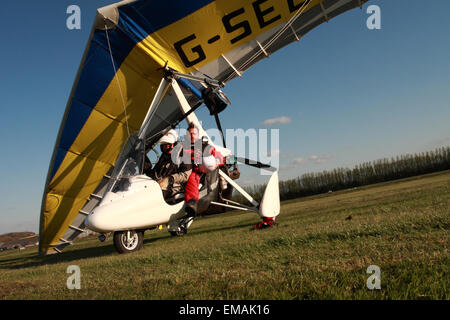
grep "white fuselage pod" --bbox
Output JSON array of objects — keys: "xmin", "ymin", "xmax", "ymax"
[{"xmin": 85, "ymin": 175, "xmax": 185, "ymax": 233}]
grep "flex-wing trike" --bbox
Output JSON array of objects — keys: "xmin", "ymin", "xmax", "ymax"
[{"xmin": 84, "ymin": 69, "xmax": 280, "ymax": 254}]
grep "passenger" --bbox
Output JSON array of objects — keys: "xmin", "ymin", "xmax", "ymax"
[
  {"xmin": 145, "ymin": 129, "xmax": 191, "ymax": 199},
  {"xmin": 183, "ymin": 123, "xmax": 224, "ymax": 217}
]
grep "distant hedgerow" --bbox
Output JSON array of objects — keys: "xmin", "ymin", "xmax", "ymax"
[{"xmin": 234, "ymin": 146, "xmax": 450, "ymax": 202}]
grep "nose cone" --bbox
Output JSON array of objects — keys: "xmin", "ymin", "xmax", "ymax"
[
  {"xmin": 85, "ymin": 210, "xmax": 109, "ymax": 233},
  {"xmin": 84, "ymin": 214, "xmax": 96, "ymax": 232}
]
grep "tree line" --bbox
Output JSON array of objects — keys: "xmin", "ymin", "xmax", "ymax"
[{"xmin": 234, "ymin": 146, "xmax": 450, "ymax": 202}]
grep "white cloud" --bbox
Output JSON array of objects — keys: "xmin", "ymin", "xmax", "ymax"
[
  {"xmin": 261, "ymin": 116, "xmax": 292, "ymax": 126},
  {"xmin": 280, "ymin": 154, "xmax": 335, "ymax": 170},
  {"xmin": 267, "ymin": 149, "xmax": 280, "ymax": 157},
  {"xmin": 280, "ymin": 157, "xmax": 306, "ymax": 170},
  {"xmin": 308, "ymin": 154, "xmax": 334, "ymax": 164},
  {"xmin": 291, "ymin": 157, "xmax": 307, "ymax": 165},
  {"xmin": 281, "ymin": 152, "xmax": 296, "ymax": 158}
]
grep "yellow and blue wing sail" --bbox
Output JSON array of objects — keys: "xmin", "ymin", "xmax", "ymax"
[{"xmin": 40, "ymin": 0, "xmax": 368, "ymax": 254}]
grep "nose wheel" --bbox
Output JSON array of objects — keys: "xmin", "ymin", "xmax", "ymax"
[{"xmin": 113, "ymin": 230, "xmax": 144, "ymax": 253}]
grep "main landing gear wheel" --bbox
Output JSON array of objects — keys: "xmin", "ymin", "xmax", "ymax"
[
  {"xmin": 113, "ymin": 230, "xmax": 144, "ymax": 254},
  {"xmin": 168, "ymin": 216, "xmax": 193, "ymax": 237},
  {"xmin": 169, "ymin": 226, "xmax": 187, "ymax": 237}
]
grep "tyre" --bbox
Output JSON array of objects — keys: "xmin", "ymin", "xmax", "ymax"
[
  {"xmin": 169, "ymin": 226, "xmax": 187, "ymax": 237},
  {"xmin": 168, "ymin": 216, "xmax": 194, "ymax": 236},
  {"xmin": 113, "ymin": 230, "xmax": 144, "ymax": 254}
]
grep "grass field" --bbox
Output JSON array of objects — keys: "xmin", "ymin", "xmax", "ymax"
[{"xmin": 0, "ymin": 170, "xmax": 449, "ymax": 300}]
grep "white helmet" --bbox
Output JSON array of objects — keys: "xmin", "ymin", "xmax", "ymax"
[
  {"xmin": 158, "ymin": 129, "xmax": 178, "ymax": 145},
  {"xmin": 201, "ymin": 155, "xmax": 218, "ymax": 172}
]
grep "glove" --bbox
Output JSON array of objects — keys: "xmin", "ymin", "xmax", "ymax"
[{"xmin": 158, "ymin": 177, "xmax": 170, "ymax": 190}]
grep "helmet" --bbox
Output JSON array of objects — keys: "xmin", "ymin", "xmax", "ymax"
[
  {"xmin": 158, "ymin": 129, "xmax": 178, "ymax": 145},
  {"xmin": 200, "ymin": 155, "xmax": 218, "ymax": 172}
]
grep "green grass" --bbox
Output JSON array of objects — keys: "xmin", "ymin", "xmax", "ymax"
[{"xmin": 1, "ymin": 170, "xmax": 449, "ymax": 300}]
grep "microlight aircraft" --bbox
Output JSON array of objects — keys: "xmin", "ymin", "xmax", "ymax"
[{"xmin": 40, "ymin": 0, "xmax": 369, "ymax": 254}]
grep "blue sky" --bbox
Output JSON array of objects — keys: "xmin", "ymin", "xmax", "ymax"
[{"xmin": 0, "ymin": 0, "xmax": 449, "ymax": 234}]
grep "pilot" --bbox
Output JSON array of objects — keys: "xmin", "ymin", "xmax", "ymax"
[
  {"xmin": 145, "ymin": 129, "xmax": 191, "ymax": 199},
  {"xmin": 183, "ymin": 122, "xmax": 224, "ymax": 217}
]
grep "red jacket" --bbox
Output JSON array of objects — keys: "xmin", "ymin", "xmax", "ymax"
[{"xmin": 184, "ymin": 142, "xmax": 224, "ymax": 202}]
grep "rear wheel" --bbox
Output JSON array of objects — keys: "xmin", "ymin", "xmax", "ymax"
[
  {"xmin": 168, "ymin": 216, "xmax": 193, "ymax": 237},
  {"xmin": 113, "ymin": 230, "xmax": 144, "ymax": 254},
  {"xmin": 169, "ymin": 226, "xmax": 187, "ymax": 237}
]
